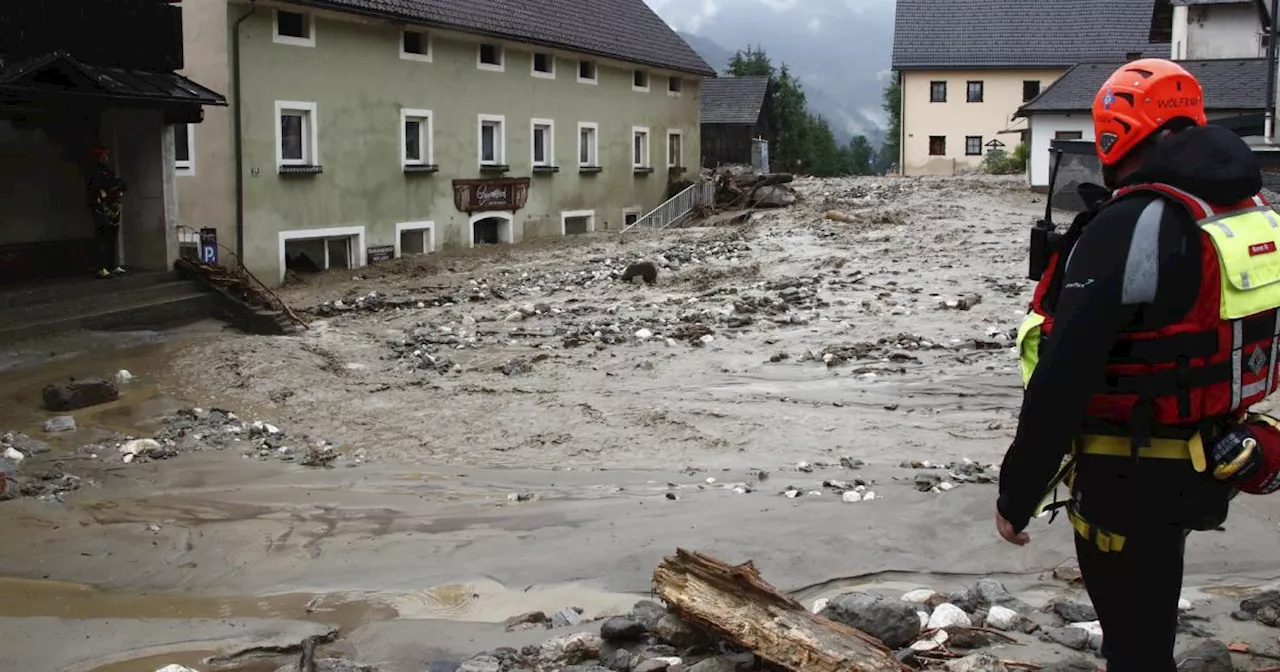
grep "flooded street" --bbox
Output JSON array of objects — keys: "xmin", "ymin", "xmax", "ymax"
[{"xmin": 5, "ymin": 176, "xmax": 1280, "ymax": 671}]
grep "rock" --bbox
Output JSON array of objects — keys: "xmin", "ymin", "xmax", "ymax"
[
  {"xmin": 3, "ymin": 447, "xmax": 24, "ymax": 463},
  {"xmin": 910, "ymin": 628, "xmax": 949, "ymax": 652},
  {"xmin": 1051, "ymin": 600, "xmax": 1098, "ymax": 623},
  {"xmin": 752, "ymin": 185, "xmax": 796, "ymax": 208},
  {"xmin": 653, "ymin": 613, "xmax": 702, "ymax": 648},
  {"xmin": 426, "ymin": 663, "xmax": 461, "ymax": 672},
  {"xmin": 42, "ymin": 377, "xmax": 119, "ymax": 411},
  {"xmin": 1241, "ymin": 590, "xmax": 1280, "ymax": 614},
  {"xmin": 945, "ymin": 653, "xmax": 1007, "ymax": 672},
  {"xmin": 820, "ymin": 592, "xmax": 922, "ymax": 649},
  {"xmin": 685, "ymin": 656, "xmax": 743, "ymax": 672},
  {"xmin": 1067, "ymin": 621, "xmax": 1103, "ymax": 650},
  {"xmin": 985, "ymin": 605, "xmax": 1021, "ymax": 631},
  {"xmin": 608, "ymin": 649, "xmax": 631, "ymax": 671},
  {"xmin": 155, "ymin": 666, "xmax": 200, "ymax": 672},
  {"xmin": 631, "ymin": 600, "xmax": 667, "ymax": 630},
  {"xmin": 1179, "ymin": 598, "xmax": 1194, "ymax": 611},
  {"xmin": 1175, "ymin": 638, "xmax": 1233, "ymax": 672},
  {"xmin": 841, "ymin": 491, "xmax": 863, "ymax": 503},
  {"xmin": 901, "ymin": 589, "xmax": 937, "ymax": 604},
  {"xmin": 1040, "ymin": 660, "xmax": 1097, "ymax": 672},
  {"xmin": 115, "ymin": 369, "xmax": 134, "ymax": 384},
  {"xmin": 503, "ymin": 611, "xmax": 548, "ymax": 631},
  {"xmin": 1045, "ymin": 626, "xmax": 1092, "ymax": 651},
  {"xmin": 633, "ymin": 658, "xmax": 681, "ymax": 672},
  {"xmin": 927, "ymin": 603, "xmax": 972, "ymax": 630},
  {"xmin": 458, "ymin": 655, "xmax": 500, "ymax": 672},
  {"xmin": 973, "ymin": 579, "xmax": 1031, "ymax": 613},
  {"xmin": 540, "ymin": 633, "xmax": 603, "ymax": 665},
  {"xmin": 627, "ymin": 645, "xmax": 678, "ymax": 671},
  {"xmin": 42, "ymin": 416, "xmax": 76, "ymax": 433},
  {"xmin": 1052, "ymin": 565, "xmax": 1083, "ymax": 583},
  {"xmin": 552, "ymin": 607, "xmax": 584, "ymax": 628},
  {"xmin": 121, "ymin": 439, "xmax": 161, "ymax": 456},
  {"xmin": 600, "ymin": 617, "xmax": 647, "ymax": 642},
  {"xmin": 635, "ymin": 329, "xmax": 654, "ymax": 340},
  {"xmin": 811, "ymin": 598, "xmax": 830, "ymax": 614}
]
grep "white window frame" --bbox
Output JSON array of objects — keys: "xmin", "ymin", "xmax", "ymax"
[
  {"xmin": 399, "ymin": 29, "xmax": 432, "ymax": 62},
  {"xmin": 531, "ymin": 118, "xmax": 555, "ymax": 168},
  {"xmin": 622, "ymin": 206, "xmax": 642, "ymax": 228},
  {"xmin": 395, "ymin": 220, "xmax": 436, "ymax": 257},
  {"xmin": 668, "ymin": 76, "xmax": 683, "ymax": 97},
  {"xmin": 477, "ymin": 43, "xmax": 505, "ymax": 72},
  {"xmin": 560, "ymin": 209, "xmax": 596, "ymax": 236},
  {"xmin": 666, "ymin": 129, "xmax": 683, "ymax": 168},
  {"xmin": 401, "ymin": 108, "xmax": 434, "ymax": 167},
  {"xmin": 174, "ymin": 123, "xmax": 195, "ymax": 176},
  {"xmin": 531, "ymin": 52, "xmax": 556, "ymax": 79},
  {"xmin": 578, "ymin": 59, "xmax": 598, "ymax": 85},
  {"xmin": 478, "ymin": 113, "xmax": 506, "ymax": 166},
  {"xmin": 273, "ymin": 9, "xmax": 315, "ymax": 48},
  {"xmin": 632, "ymin": 69, "xmax": 650, "ymax": 93},
  {"xmin": 578, "ymin": 122, "xmax": 599, "ymax": 167},
  {"xmin": 468, "ymin": 212, "xmax": 515, "ymax": 248},
  {"xmin": 278, "ymin": 226, "xmax": 366, "ymax": 284},
  {"xmin": 632, "ymin": 126, "xmax": 651, "ymax": 168},
  {"xmin": 276, "ymin": 100, "xmax": 319, "ymax": 167}
]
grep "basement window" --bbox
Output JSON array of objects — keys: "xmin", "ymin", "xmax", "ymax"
[
  {"xmin": 562, "ymin": 210, "xmax": 595, "ymax": 236},
  {"xmin": 274, "ymin": 9, "xmax": 314, "ymax": 47},
  {"xmin": 397, "ymin": 221, "xmax": 435, "ymax": 256},
  {"xmin": 478, "ymin": 43, "xmax": 504, "ymax": 71}
]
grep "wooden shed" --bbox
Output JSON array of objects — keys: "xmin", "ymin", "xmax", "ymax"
[{"xmin": 700, "ymin": 76, "xmax": 774, "ymax": 171}]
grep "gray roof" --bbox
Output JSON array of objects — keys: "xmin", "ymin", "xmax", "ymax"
[
  {"xmin": 700, "ymin": 76, "xmax": 769, "ymax": 125},
  {"xmin": 892, "ymin": 0, "xmax": 1166, "ymax": 70},
  {"xmin": 285, "ymin": 0, "xmax": 715, "ymax": 76},
  {"xmin": 1016, "ymin": 58, "xmax": 1269, "ymax": 115},
  {"xmin": 1172, "ymin": 0, "xmax": 1249, "ymax": 5}
]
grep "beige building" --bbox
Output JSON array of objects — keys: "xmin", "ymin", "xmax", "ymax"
[
  {"xmin": 175, "ymin": 0, "xmax": 712, "ymax": 285},
  {"xmin": 890, "ymin": 0, "xmax": 1168, "ymax": 176}
]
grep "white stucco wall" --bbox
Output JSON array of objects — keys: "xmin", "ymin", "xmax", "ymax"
[
  {"xmin": 1177, "ymin": 2, "xmax": 1266, "ymax": 59},
  {"xmin": 1027, "ymin": 114, "xmax": 1095, "ymax": 189}
]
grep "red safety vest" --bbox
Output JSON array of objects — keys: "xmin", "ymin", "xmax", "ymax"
[{"xmin": 1021, "ymin": 183, "xmax": 1280, "ymax": 439}]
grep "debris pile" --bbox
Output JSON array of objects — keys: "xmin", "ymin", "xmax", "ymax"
[
  {"xmin": 145, "ymin": 408, "xmax": 344, "ymax": 466},
  {"xmin": 0, "ymin": 431, "xmax": 87, "ymax": 502},
  {"xmin": 709, "ymin": 165, "xmax": 798, "ymax": 209}
]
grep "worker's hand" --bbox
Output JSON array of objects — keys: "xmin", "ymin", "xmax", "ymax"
[{"xmin": 996, "ymin": 510, "xmax": 1030, "ymax": 546}]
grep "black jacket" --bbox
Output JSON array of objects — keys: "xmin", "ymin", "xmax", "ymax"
[{"xmin": 997, "ymin": 125, "xmax": 1266, "ymax": 533}]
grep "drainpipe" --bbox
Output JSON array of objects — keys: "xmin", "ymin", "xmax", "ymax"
[
  {"xmin": 233, "ymin": 2, "xmax": 257, "ymax": 261},
  {"xmin": 1266, "ymin": 0, "xmax": 1279, "ymax": 141}
]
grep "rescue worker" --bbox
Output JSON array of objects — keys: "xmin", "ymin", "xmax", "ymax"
[
  {"xmin": 87, "ymin": 146, "xmax": 128, "ymax": 279},
  {"xmin": 996, "ymin": 58, "xmax": 1280, "ymax": 670}
]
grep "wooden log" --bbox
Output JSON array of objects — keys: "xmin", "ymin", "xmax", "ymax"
[{"xmin": 652, "ymin": 549, "xmax": 909, "ymax": 672}]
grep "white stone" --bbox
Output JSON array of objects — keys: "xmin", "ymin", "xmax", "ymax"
[
  {"xmin": 841, "ymin": 491, "xmax": 863, "ymax": 503},
  {"xmin": 665, "ymin": 338, "xmax": 678, "ymax": 347},
  {"xmin": 123, "ymin": 453, "xmax": 136, "ymax": 464},
  {"xmin": 120, "ymin": 439, "xmax": 160, "ymax": 456},
  {"xmin": 985, "ymin": 605, "xmax": 1021, "ymax": 631},
  {"xmin": 1178, "ymin": 598, "xmax": 1193, "ymax": 611},
  {"xmin": 911, "ymin": 629, "xmax": 949, "ymax": 652},
  {"xmin": 154, "ymin": 666, "xmax": 200, "ymax": 672},
  {"xmin": 784, "ymin": 490, "xmax": 801, "ymax": 499},
  {"xmin": 901, "ymin": 589, "xmax": 937, "ymax": 604},
  {"xmin": 700, "ymin": 334, "xmax": 715, "ymax": 344},
  {"xmin": 635, "ymin": 329, "xmax": 654, "ymax": 340},
  {"xmin": 732, "ymin": 486, "xmax": 748, "ymax": 495},
  {"xmin": 115, "ymin": 369, "xmax": 134, "ymax": 384},
  {"xmin": 3, "ymin": 447, "xmax": 24, "ymax": 462},
  {"xmin": 927, "ymin": 603, "xmax": 972, "ymax": 630},
  {"xmin": 863, "ymin": 491, "xmax": 877, "ymax": 501},
  {"xmin": 705, "ymin": 477, "xmax": 716, "ymax": 484},
  {"xmin": 918, "ymin": 611, "xmax": 930, "ymax": 628},
  {"xmin": 504, "ymin": 311, "xmax": 524, "ymax": 322},
  {"xmin": 264, "ymin": 423, "xmax": 281, "ymax": 435},
  {"xmin": 811, "ymin": 597, "xmax": 830, "ymax": 614},
  {"xmin": 939, "ymin": 482, "xmax": 955, "ymax": 491}
]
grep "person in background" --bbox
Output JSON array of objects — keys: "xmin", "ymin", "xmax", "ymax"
[{"xmin": 87, "ymin": 146, "xmax": 127, "ymax": 279}]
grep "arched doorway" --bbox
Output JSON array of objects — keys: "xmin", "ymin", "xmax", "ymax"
[{"xmin": 469, "ymin": 212, "xmax": 514, "ymax": 247}]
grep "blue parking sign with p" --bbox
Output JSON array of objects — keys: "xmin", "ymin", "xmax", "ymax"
[{"xmin": 199, "ymin": 228, "xmax": 218, "ymax": 265}]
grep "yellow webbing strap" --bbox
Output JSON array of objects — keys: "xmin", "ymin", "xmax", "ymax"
[
  {"xmin": 1077, "ymin": 433, "xmax": 1208, "ymax": 473},
  {"xmin": 1068, "ymin": 507, "xmax": 1127, "ymax": 553},
  {"xmin": 1031, "ymin": 455, "xmax": 1077, "ymax": 518}
]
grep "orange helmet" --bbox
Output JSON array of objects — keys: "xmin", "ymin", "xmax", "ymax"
[{"xmin": 1092, "ymin": 58, "xmax": 1207, "ymax": 167}]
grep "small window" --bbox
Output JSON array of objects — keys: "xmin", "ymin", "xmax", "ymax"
[
  {"xmin": 532, "ymin": 120, "xmax": 554, "ymax": 167},
  {"xmin": 479, "ymin": 43, "xmax": 503, "ymax": 70},
  {"xmin": 966, "ymin": 81, "xmax": 983, "ymax": 103},
  {"xmin": 402, "ymin": 109, "xmax": 433, "ymax": 166},
  {"xmin": 274, "ymin": 9, "xmax": 314, "ymax": 47},
  {"xmin": 930, "ymin": 81, "xmax": 946, "ymax": 103},
  {"xmin": 579, "ymin": 60, "xmax": 597, "ymax": 83},
  {"xmin": 633, "ymin": 127, "xmax": 650, "ymax": 168},
  {"xmin": 1022, "ymin": 80, "xmax": 1041, "ymax": 102},
  {"xmin": 624, "ymin": 210, "xmax": 640, "ymax": 227},
  {"xmin": 278, "ymin": 102, "xmax": 317, "ymax": 166},
  {"xmin": 579, "ymin": 123, "xmax": 598, "ymax": 166},
  {"xmin": 401, "ymin": 30, "xmax": 430, "ymax": 61},
  {"xmin": 1055, "ymin": 130, "xmax": 1084, "ymax": 140},
  {"xmin": 398, "ymin": 222, "xmax": 434, "ymax": 256},
  {"xmin": 667, "ymin": 131, "xmax": 682, "ymax": 168},
  {"xmin": 174, "ymin": 123, "xmax": 194, "ymax": 175},
  {"xmin": 965, "ymin": 136, "xmax": 982, "ymax": 156},
  {"xmin": 928, "ymin": 135, "xmax": 946, "ymax": 156},
  {"xmin": 479, "ymin": 115, "xmax": 505, "ymax": 165},
  {"xmin": 668, "ymin": 76, "xmax": 683, "ymax": 95},
  {"xmin": 633, "ymin": 69, "xmax": 650, "ymax": 91},
  {"xmin": 533, "ymin": 52, "xmax": 554, "ymax": 77}
]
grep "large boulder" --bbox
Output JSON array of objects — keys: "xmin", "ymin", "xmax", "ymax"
[
  {"xmin": 1176, "ymin": 639, "xmax": 1234, "ymax": 672},
  {"xmin": 42, "ymin": 378, "xmax": 119, "ymax": 411},
  {"xmin": 820, "ymin": 592, "xmax": 922, "ymax": 649}
]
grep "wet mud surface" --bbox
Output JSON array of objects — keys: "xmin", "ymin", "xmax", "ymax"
[{"xmin": 4, "ymin": 176, "xmax": 1280, "ymax": 670}]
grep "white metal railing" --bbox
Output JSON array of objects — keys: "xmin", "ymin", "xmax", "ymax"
[{"xmin": 622, "ymin": 179, "xmax": 715, "ymax": 233}]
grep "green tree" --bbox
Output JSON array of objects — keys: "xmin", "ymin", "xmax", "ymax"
[
  {"xmin": 877, "ymin": 72, "xmax": 902, "ymax": 174},
  {"xmin": 726, "ymin": 45, "xmax": 773, "ymax": 77},
  {"xmin": 845, "ymin": 136, "xmax": 875, "ymax": 175}
]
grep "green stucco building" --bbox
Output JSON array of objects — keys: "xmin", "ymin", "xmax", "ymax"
[{"xmin": 176, "ymin": 0, "xmax": 714, "ymax": 284}]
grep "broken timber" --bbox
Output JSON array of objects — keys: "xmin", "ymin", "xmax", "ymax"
[{"xmin": 653, "ymin": 549, "xmax": 908, "ymax": 672}]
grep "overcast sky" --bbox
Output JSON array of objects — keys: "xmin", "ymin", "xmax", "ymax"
[{"xmin": 645, "ymin": 0, "xmax": 892, "ymax": 34}]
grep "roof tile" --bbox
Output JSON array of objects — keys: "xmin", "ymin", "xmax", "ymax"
[
  {"xmin": 1018, "ymin": 58, "xmax": 1269, "ymax": 114},
  {"xmin": 700, "ymin": 76, "xmax": 769, "ymax": 125}
]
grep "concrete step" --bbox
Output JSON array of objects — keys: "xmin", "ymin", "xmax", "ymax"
[
  {"xmin": 0, "ymin": 271, "xmax": 178, "ymax": 311},
  {"xmin": 0, "ymin": 290, "xmax": 219, "ymax": 345}
]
